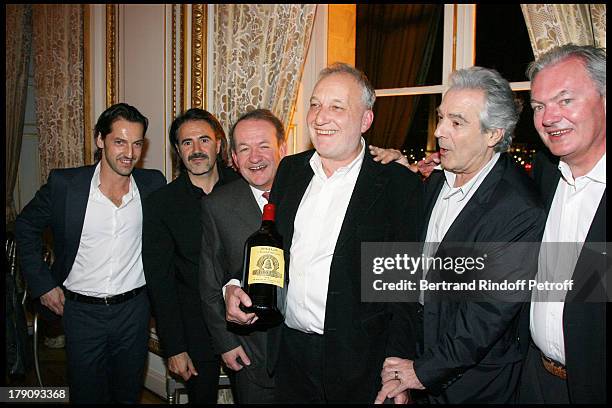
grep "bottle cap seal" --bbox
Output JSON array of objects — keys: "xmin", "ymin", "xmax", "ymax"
[{"xmin": 262, "ymin": 203, "xmax": 275, "ymax": 221}]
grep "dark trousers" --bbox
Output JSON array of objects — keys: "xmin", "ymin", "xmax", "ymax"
[
  {"xmin": 234, "ymin": 366, "xmax": 276, "ymax": 404},
  {"xmin": 185, "ymin": 358, "xmax": 220, "ymax": 404},
  {"xmin": 62, "ymin": 290, "xmax": 150, "ymax": 404},
  {"xmin": 276, "ymin": 325, "xmax": 326, "ymax": 404},
  {"xmin": 518, "ymin": 342, "xmax": 570, "ymax": 403}
]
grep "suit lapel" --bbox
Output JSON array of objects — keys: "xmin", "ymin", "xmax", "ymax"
[
  {"xmin": 421, "ymin": 172, "xmax": 445, "ymax": 241},
  {"xmin": 540, "ymin": 164, "xmax": 561, "ymax": 212},
  {"xmin": 133, "ymin": 170, "xmax": 155, "ymax": 198},
  {"xmin": 584, "ymin": 191, "xmax": 606, "ymax": 243},
  {"xmin": 231, "ymin": 180, "xmax": 263, "ymax": 232},
  {"xmin": 279, "ymin": 153, "xmax": 315, "ymax": 247},
  {"xmin": 566, "ymin": 190, "xmax": 607, "ymax": 302},
  {"xmin": 64, "ymin": 166, "xmax": 96, "ymax": 265},
  {"xmin": 441, "ymin": 154, "xmax": 506, "ymax": 242},
  {"xmin": 334, "ymin": 150, "xmax": 386, "ymax": 252}
]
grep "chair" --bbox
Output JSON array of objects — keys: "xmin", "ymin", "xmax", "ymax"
[
  {"xmin": 8, "ymin": 232, "xmax": 55, "ymax": 387},
  {"xmin": 6, "ymin": 231, "xmax": 42, "ymax": 386}
]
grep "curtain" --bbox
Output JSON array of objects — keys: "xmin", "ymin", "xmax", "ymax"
[
  {"xmin": 355, "ymin": 4, "xmax": 441, "ymax": 149},
  {"xmin": 5, "ymin": 5, "xmax": 33, "ymax": 224},
  {"xmin": 32, "ymin": 5, "xmax": 84, "ymax": 183},
  {"xmin": 521, "ymin": 4, "xmax": 606, "ymax": 59},
  {"xmin": 4, "ymin": 4, "xmax": 32, "ymax": 225},
  {"xmin": 212, "ymin": 4, "xmax": 316, "ymax": 140}
]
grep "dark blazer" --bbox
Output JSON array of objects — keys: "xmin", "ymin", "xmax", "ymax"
[
  {"xmin": 199, "ymin": 178, "xmax": 274, "ymax": 387},
  {"xmin": 413, "ymin": 153, "xmax": 546, "ymax": 403},
  {"xmin": 267, "ymin": 148, "xmax": 423, "ymax": 403},
  {"xmin": 519, "ymin": 151, "xmax": 606, "ymax": 403},
  {"xmin": 142, "ymin": 168, "xmax": 238, "ymax": 361},
  {"xmin": 15, "ymin": 165, "xmax": 166, "ymax": 300}
]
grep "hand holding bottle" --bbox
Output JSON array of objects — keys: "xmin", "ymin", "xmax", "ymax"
[{"xmin": 225, "ymin": 285, "xmax": 259, "ymax": 325}]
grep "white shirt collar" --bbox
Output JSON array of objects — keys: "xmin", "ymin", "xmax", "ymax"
[
  {"xmin": 559, "ymin": 154, "xmax": 606, "ymax": 186},
  {"xmin": 442, "ymin": 152, "xmax": 500, "ymax": 201},
  {"xmin": 90, "ymin": 162, "xmax": 138, "ymax": 206},
  {"xmin": 249, "ymin": 185, "xmax": 268, "ymax": 213},
  {"xmin": 309, "ymin": 137, "xmax": 366, "ymax": 180}
]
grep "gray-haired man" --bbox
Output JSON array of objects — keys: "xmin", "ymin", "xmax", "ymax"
[{"xmin": 375, "ymin": 67, "xmax": 546, "ymax": 404}]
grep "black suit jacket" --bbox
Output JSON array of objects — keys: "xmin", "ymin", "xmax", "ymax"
[
  {"xmin": 199, "ymin": 178, "xmax": 275, "ymax": 387},
  {"xmin": 519, "ymin": 151, "xmax": 607, "ymax": 403},
  {"xmin": 267, "ymin": 148, "xmax": 422, "ymax": 403},
  {"xmin": 142, "ymin": 168, "xmax": 239, "ymax": 361},
  {"xmin": 15, "ymin": 165, "xmax": 166, "ymax": 300},
  {"xmin": 414, "ymin": 153, "xmax": 546, "ymax": 403}
]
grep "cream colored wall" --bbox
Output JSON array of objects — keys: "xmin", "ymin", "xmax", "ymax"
[
  {"xmin": 118, "ymin": 4, "xmax": 172, "ymax": 179},
  {"xmin": 88, "ymin": 5, "xmax": 107, "ymax": 164},
  {"xmin": 88, "ymin": 5, "xmax": 174, "ymax": 180}
]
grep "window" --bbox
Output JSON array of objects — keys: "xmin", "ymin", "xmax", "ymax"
[{"xmin": 355, "ymin": 4, "xmax": 540, "ymax": 169}]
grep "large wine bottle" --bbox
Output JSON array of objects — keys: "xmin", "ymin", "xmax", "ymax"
[{"xmin": 241, "ymin": 203, "xmax": 284, "ymax": 326}]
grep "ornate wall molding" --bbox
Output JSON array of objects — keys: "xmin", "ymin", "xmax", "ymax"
[
  {"xmin": 83, "ymin": 5, "xmax": 93, "ymax": 164},
  {"xmin": 172, "ymin": 4, "xmax": 177, "ymax": 119},
  {"xmin": 181, "ymin": 4, "xmax": 187, "ymax": 113},
  {"xmin": 105, "ymin": 4, "xmax": 117, "ymax": 107},
  {"xmin": 191, "ymin": 4, "xmax": 205, "ymax": 109}
]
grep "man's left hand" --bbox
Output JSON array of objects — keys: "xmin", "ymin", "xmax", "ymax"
[
  {"xmin": 374, "ymin": 380, "xmax": 411, "ymax": 404},
  {"xmin": 168, "ymin": 352, "xmax": 198, "ymax": 381},
  {"xmin": 380, "ymin": 357, "xmax": 425, "ymax": 399}
]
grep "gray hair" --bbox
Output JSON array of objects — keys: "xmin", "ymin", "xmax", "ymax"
[
  {"xmin": 526, "ymin": 44, "xmax": 606, "ymax": 96},
  {"xmin": 448, "ymin": 67, "xmax": 520, "ymax": 153},
  {"xmin": 318, "ymin": 62, "xmax": 376, "ymax": 109}
]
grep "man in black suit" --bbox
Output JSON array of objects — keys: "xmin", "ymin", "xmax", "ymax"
[
  {"xmin": 375, "ymin": 67, "xmax": 546, "ymax": 403},
  {"xmin": 227, "ymin": 63, "xmax": 422, "ymax": 403},
  {"xmin": 199, "ymin": 109, "xmax": 287, "ymax": 403},
  {"xmin": 15, "ymin": 103, "xmax": 166, "ymax": 403},
  {"xmin": 142, "ymin": 108, "xmax": 239, "ymax": 403},
  {"xmin": 518, "ymin": 45, "xmax": 606, "ymax": 404}
]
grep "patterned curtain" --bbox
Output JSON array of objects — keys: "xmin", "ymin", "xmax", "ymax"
[
  {"xmin": 32, "ymin": 5, "xmax": 84, "ymax": 183},
  {"xmin": 521, "ymin": 4, "xmax": 606, "ymax": 59},
  {"xmin": 5, "ymin": 5, "xmax": 33, "ymax": 224},
  {"xmin": 212, "ymin": 4, "xmax": 316, "ymax": 141}
]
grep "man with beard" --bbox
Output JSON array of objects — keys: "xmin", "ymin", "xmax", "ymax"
[
  {"xmin": 142, "ymin": 108, "xmax": 239, "ymax": 403},
  {"xmin": 16, "ymin": 103, "xmax": 166, "ymax": 403}
]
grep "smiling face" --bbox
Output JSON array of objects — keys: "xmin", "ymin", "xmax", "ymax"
[
  {"xmin": 96, "ymin": 119, "xmax": 144, "ymax": 177},
  {"xmin": 435, "ymin": 88, "xmax": 502, "ymax": 186},
  {"xmin": 307, "ymin": 73, "xmax": 373, "ymax": 172},
  {"xmin": 175, "ymin": 120, "xmax": 221, "ymax": 177},
  {"xmin": 231, "ymin": 118, "xmax": 286, "ymax": 192},
  {"xmin": 530, "ymin": 57, "xmax": 606, "ymax": 175}
]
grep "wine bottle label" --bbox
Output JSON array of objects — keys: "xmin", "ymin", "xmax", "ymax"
[{"xmin": 248, "ymin": 246, "xmax": 285, "ymax": 288}]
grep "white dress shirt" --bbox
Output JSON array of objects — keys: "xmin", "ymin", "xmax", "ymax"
[
  {"xmin": 249, "ymin": 185, "xmax": 269, "ymax": 212},
  {"xmin": 530, "ymin": 154, "xmax": 606, "ymax": 365},
  {"xmin": 420, "ymin": 153, "xmax": 500, "ymax": 304},
  {"xmin": 63, "ymin": 163, "xmax": 146, "ymax": 297},
  {"xmin": 284, "ymin": 139, "xmax": 366, "ymax": 334}
]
